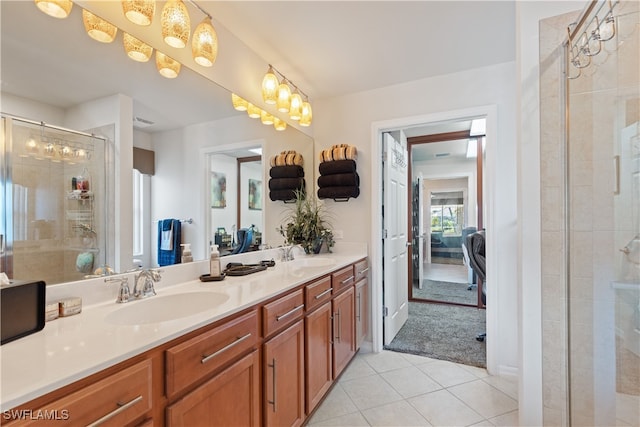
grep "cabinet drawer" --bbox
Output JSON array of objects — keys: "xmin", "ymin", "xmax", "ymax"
[
  {"xmin": 5, "ymin": 360, "xmax": 152, "ymax": 427},
  {"xmin": 354, "ymin": 259, "xmax": 369, "ymax": 281},
  {"xmin": 305, "ymin": 276, "xmax": 332, "ymax": 311},
  {"xmin": 166, "ymin": 310, "xmax": 259, "ymax": 398},
  {"xmin": 332, "ymin": 265, "xmax": 355, "ymax": 294},
  {"xmin": 262, "ymin": 288, "xmax": 304, "ymax": 338}
]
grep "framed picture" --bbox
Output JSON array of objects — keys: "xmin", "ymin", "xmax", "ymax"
[
  {"xmin": 211, "ymin": 172, "xmax": 226, "ymax": 208},
  {"xmin": 248, "ymin": 179, "xmax": 262, "ymax": 210}
]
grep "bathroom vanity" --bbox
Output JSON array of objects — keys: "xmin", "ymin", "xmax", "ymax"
[{"xmin": 0, "ymin": 248, "xmax": 368, "ymax": 426}]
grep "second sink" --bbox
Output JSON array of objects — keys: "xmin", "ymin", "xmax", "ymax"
[{"xmin": 289, "ymin": 257, "xmax": 336, "ymax": 268}]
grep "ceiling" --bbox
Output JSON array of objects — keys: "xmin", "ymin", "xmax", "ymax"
[{"xmin": 1, "ymin": 1, "xmax": 516, "ymax": 135}]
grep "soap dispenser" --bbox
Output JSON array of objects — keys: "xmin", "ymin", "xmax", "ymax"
[
  {"xmin": 210, "ymin": 244, "xmax": 221, "ymax": 277},
  {"xmin": 181, "ymin": 243, "xmax": 193, "ymax": 263}
]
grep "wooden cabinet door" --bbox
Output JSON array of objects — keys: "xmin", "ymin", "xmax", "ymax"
[
  {"xmin": 305, "ymin": 301, "xmax": 333, "ymax": 415},
  {"xmin": 332, "ymin": 287, "xmax": 355, "ymax": 378},
  {"xmin": 263, "ymin": 319, "xmax": 305, "ymax": 427},
  {"xmin": 166, "ymin": 350, "xmax": 260, "ymax": 427},
  {"xmin": 355, "ymin": 278, "xmax": 368, "ymax": 349}
]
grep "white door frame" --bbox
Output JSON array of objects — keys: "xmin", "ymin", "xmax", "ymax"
[{"xmin": 370, "ymin": 104, "xmax": 498, "ymax": 374}]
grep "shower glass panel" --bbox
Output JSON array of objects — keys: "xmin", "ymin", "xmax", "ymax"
[
  {"xmin": 566, "ymin": 2, "xmax": 639, "ymax": 425},
  {"xmin": 1, "ymin": 117, "xmax": 107, "ymax": 285}
]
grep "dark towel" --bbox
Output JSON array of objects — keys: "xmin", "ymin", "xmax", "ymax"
[
  {"xmin": 269, "ymin": 165, "xmax": 304, "ymax": 179},
  {"xmin": 318, "ymin": 172, "xmax": 359, "ymax": 188},
  {"xmin": 157, "ymin": 219, "xmax": 181, "ymax": 266},
  {"xmin": 318, "ymin": 159, "xmax": 356, "ymax": 176},
  {"xmin": 269, "ymin": 189, "xmax": 299, "ymax": 201},
  {"xmin": 317, "ymin": 186, "xmax": 360, "ymax": 200},
  {"xmin": 268, "ymin": 177, "xmax": 305, "ymax": 191}
]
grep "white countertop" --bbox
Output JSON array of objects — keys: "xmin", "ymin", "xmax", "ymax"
[{"xmin": 0, "ymin": 245, "xmax": 367, "ymax": 411}]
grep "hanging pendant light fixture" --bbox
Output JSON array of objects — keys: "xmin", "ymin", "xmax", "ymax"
[
  {"xmin": 260, "ymin": 110, "xmax": 274, "ymax": 125},
  {"xmin": 82, "ymin": 9, "xmax": 117, "ymax": 43},
  {"xmin": 34, "ymin": 0, "xmax": 73, "ymax": 18},
  {"xmin": 276, "ymin": 79, "xmax": 292, "ymax": 113},
  {"xmin": 156, "ymin": 51, "xmax": 181, "ymax": 78},
  {"xmin": 262, "ymin": 66, "xmax": 279, "ymax": 105},
  {"xmin": 273, "ymin": 117, "xmax": 287, "ymax": 131},
  {"xmin": 231, "ymin": 93, "xmax": 248, "ymax": 111},
  {"xmin": 192, "ymin": 16, "xmax": 218, "ymax": 67},
  {"xmin": 299, "ymin": 99, "xmax": 312, "ymax": 127},
  {"xmin": 247, "ymin": 103, "xmax": 261, "ymax": 119},
  {"xmin": 161, "ymin": 0, "xmax": 190, "ymax": 48},
  {"xmin": 122, "ymin": 0, "xmax": 155, "ymax": 26},
  {"xmin": 289, "ymin": 89, "xmax": 303, "ymax": 120},
  {"xmin": 123, "ymin": 32, "xmax": 153, "ymax": 62}
]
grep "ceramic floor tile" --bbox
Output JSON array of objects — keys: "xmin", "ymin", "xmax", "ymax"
[
  {"xmin": 490, "ymin": 409, "xmax": 519, "ymax": 426},
  {"xmin": 448, "ymin": 380, "xmax": 519, "ymax": 419},
  {"xmin": 459, "ymin": 363, "xmax": 490, "ymax": 379},
  {"xmin": 308, "ymin": 411, "xmax": 371, "ymax": 426},
  {"xmin": 469, "ymin": 421, "xmax": 496, "ymax": 427},
  {"xmin": 616, "ymin": 393, "xmax": 640, "ymax": 426},
  {"xmin": 380, "ymin": 365, "xmax": 442, "ymax": 398},
  {"xmin": 339, "ymin": 356, "xmax": 377, "ymax": 382},
  {"xmin": 397, "ymin": 351, "xmax": 439, "ymax": 366},
  {"xmin": 417, "ymin": 359, "xmax": 479, "ymax": 388},
  {"xmin": 408, "ymin": 389, "xmax": 485, "ymax": 426},
  {"xmin": 340, "ymin": 374, "xmax": 404, "ymax": 410},
  {"xmin": 360, "ymin": 350, "xmax": 413, "ymax": 373},
  {"xmin": 482, "ymin": 375, "xmax": 518, "ymax": 400},
  {"xmin": 307, "ymin": 383, "xmax": 359, "ymax": 423},
  {"xmin": 361, "ymin": 400, "xmax": 433, "ymax": 427}
]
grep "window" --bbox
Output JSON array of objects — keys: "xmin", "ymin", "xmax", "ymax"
[{"xmin": 430, "ymin": 191, "xmax": 464, "ymax": 236}]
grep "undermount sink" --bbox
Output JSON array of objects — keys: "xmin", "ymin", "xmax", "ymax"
[
  {"xmin": 289, "ymin": 257, "xmax": 336, "ymax": 268},
  {"xmin": 104, "ymin": 291, "xmax": 230, "ymax": 325}
]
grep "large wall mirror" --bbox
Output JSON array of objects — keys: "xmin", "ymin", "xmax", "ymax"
[{"xmin": 1, "ymin": 1, "xmax": 314, "ymax": 284}]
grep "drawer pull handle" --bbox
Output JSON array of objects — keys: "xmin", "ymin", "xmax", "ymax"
[
  {"xmin": 358, "ymin": 267, "xmax": 370, "ymax": 276},
  {"xmin": 201, "ymin": 333, "xmax": 252, "ymax": 364},
  {"xmin": 276, "ymin": 304, "xmax": 304, "ymax": 321},
  {"xmin": 86, "ymin": 395, "xmax": 143, "ymax": 427},
  {"xmin": 314, "ymin": 287, "xmax": 333, "ymax": 300},
  {"xmin": 268, "ymin": 358, "xmax": 277, "ymax": 412},
  {"xmin": 340, "ymin": 275, "xmax": 355, "ymax": 285}
]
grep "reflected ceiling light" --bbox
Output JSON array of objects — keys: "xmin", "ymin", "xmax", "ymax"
[
  {"xmin": 192, "ymin": 16, "xmax": 218, "ymax": 67},
  {"xmin": 82, "ymin": 9, "xmax": 118, "ymax": 43},
  {"xmin": 161, "ymin": 0, "xmax": 190, "ymax": 48},
  {"xmin": 262, "ymin": 65, "xmax": 279, "ymax": 105},
  {"xmin": 231, "ymin": 93, "xmax": 248, "ymax": 111},
  {"xmin": 299, "ymin": 99, "xmax": 312, "ymax": 127},
  {"xmin": 247, "ymin": 103, "xmax": 261, "ymax": 119},
  {"xmin": 273, "ymin": 117, "xmax": 287, "ymax": 131},
  {"xmin": 122, "ymin": 0, "xmax": 155, "ymax": 26},
  {"xmin": 469, "ymin": 118, "xmax": 486, "ymax": 136},
  {"xmin": 276, "ymin": 79, "xmax": 291, "ymax": 113},
  {"xmin": 123, "ymin": 32, "xmax": 153, "ymax": 62},
  {"xmin": 156, "ymin": 51, "xmax": 181, "ymax": 78},
  {"xmin": 260, "ymin": 110, "xmax": 274, "ymax": 125},
  {"xmin": 35, "ymin": 0, "xmax": 73, "ymax": 18},
  {"xmin": 289, "ymin": 89, "xmax": 303, "ymax": 120}
]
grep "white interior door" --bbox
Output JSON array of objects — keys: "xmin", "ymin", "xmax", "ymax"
[{"xmin": 383, "ymin": 133, "xmax": 409, "ymax": 345}]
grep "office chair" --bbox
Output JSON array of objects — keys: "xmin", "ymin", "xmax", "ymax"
[
  {"xmin": 466, "ymin": 230, "xmax": 486, "ymax": 342},
  {"xmin": 231, "ymin": 227, "xmax": 254, "ymax": 254},
  {"xmin": 461, "ymin": 227, "xmax": 477, "ymax": 290}
]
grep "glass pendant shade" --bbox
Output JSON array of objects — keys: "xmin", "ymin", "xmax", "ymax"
[
  {"xmin": 122, "ymin": 0, "xmax": 155, "ymax": 26},
  {"xmin": 35, "ymin": 0, "xmax": 73, "ymax": 18},
  {"xmin": 260, "ymin": 110, "xmax": 274, "ymax": 125},
  {"xmin": 262, "ymin": 67, "xmax": 279, "ymax": 105},
  {"xmin": 231, "ymin": 93, "xmax": 248, "ymax": 111},
  {"xmin": 192, "ymin": 17, "xmax": 218, "ymax": 67},
  {"xmin": 273, "ymin": 117, "xmax": 287, "ymax": 131},
  {"xmin": 276, "ymin": 80, "xmax": 291, "ymax": 113},
  {"xmin": 247, "ymin": 103, "xmax": 261, "ymax": 119},
  {"xmin": 124, "ymin": 33, "xmax": 153, "ymax": 62},
  {"xmin": 156, "ymin": 52, "xmax": 181, "ymax": 78},
  {"xmin": 289, "ymin": 90, "xmax": 303, "ymax": 120},
  {"xmin": 299, "ymin": 101, "xmax": 312, "ymax": 126},
  {"xmin": 82, "ymin": 9, "xmax": 117, "ymax": 43},
  {"xmin": 161, "ymin": 0, "xmax": 190, "ymax": 48}
]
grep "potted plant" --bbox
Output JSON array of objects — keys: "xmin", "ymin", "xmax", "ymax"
[{"xmin": 278, "ymin": 190, "xmax": 335, "ymax": 254}]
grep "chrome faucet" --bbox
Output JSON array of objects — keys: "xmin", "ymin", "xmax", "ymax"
[
  {"xmin": 105, "ymin": 276, "xmax": 131, "ymax": 303},
  {"xmin": 133, "ymin": 269, "xmax": 163, "ymax": 299},
  {"xmin": 279, "ymin": 244, "xmax": 305, "ymax": 261}
]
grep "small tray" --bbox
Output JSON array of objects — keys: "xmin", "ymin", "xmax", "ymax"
[
  {"xmin": 199, "ymin": 273, "xmax": 226, "ymax": 282},
  {"xmin": 224, "ymin": 265, "xmax": 267, "ymax": 276}
]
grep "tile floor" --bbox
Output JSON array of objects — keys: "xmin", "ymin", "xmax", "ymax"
[{"xmin": 307, "ymin": 350, "xmax": 518, "ymax": 427}]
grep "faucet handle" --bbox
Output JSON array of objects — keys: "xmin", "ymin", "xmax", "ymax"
[{"xmin": 105, "ymin": 277, "xmax": 131, "ymax": 303}]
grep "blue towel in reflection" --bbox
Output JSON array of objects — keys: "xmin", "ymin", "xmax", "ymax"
[{"xmin": 158, "ymin": 219, "xmax": 181, "ymax": 266}]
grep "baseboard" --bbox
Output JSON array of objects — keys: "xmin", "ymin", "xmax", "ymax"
[
  {"xmin": 359, "ymin": 340, "xmax": 373, "ymax": 354},
  {"xmin": 497, "ymin": 364, "xmax": 519, "ymax": 378}
]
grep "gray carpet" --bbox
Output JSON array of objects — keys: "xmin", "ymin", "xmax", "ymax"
[
  {"xmin": 385, "ymin": 302, "xmax": 486, "ymax": 368},
  {"xmin": 413, "ymin": 279, "xmax": 478, "ymax": 305}
]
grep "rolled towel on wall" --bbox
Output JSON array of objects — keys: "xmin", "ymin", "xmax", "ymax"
[
  {"xmin": 270, "ymin": 188, "xmax": 301, "ymax": 202},
  {"xmin": 318, "ymin": 145, "xmax": 357, "ymax": 163},
  {"xmin": 317, "ymin": 186, "xmax": 360, "ymax": 200},
  {"xmin": 269, "ymin": 165, "xmax": 304, "ymax": 178},
  {"xmin": 317, "ymin": 172, "xmax": 359, "ymax": 188},
  {"xmin": 268, "ymin": 177, "xmax": 305, "ymax": 191},
  {"xmin": 270, "ymin": 151, "xmax": 304, "ymax": 167},
  {"xmin": 318, "ymin": 159, "xmax": 356, "ymax": 176}
]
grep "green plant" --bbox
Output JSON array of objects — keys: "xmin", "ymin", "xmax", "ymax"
[{"xmin": 277, "ymin": 190, "xmax": 335, "ymax": 254}]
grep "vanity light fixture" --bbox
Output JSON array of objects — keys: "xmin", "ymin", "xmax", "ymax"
[
  {"xmin": 161, "ymin": 0, "xmax": 190, "ymax": 49},
  {"xmin": 273, "ymin": 117, "xmax": 287, "ymax": 131},
  {"xmin": 34, "ymin": 0, "xmax": 73, "ymax": 19},
  {"xmin": 122, "ymin": 0, "xmax": 155, "ymax": 26},
  {"xmin": 156, "ymin": 51, "xmax": 181, "ymax": 78},
  {"xmin": 262, "ymin": 64, "xmax": 312, "ymax": 125},
  {"xmin": 192, "ymin": 16, "xmax": 218, "ymax": 67},
  {"xmin": 124, "ymin": 32, "xmax": 153, "ymax": 62},
  {"xmin": 21, "ymin": 136, "xmax": 39, "ymax": 158},
  {"xmin": 231, "ymin": 93, "xmax": 248, "ymax": 111},
  {"xmin": 262, "ymin": 65, "xmax": 279, "ymax": 105},
  {"xmin": 299, "ymin": 98, "xmax": 312, "ymax": 127},
  {"xmin": 247, "ymin": 103, "xmax": 262, "ymax": 119},
  {"xmin": 82, "ymin": 9, "xmax": 118, "ymax": 43},
  {"xmin": 260, "ymin": 110, "xmax": 274, "ymax": 125},
  {"xmin": 289, "ymin": 88, "xmax": 303, "ymax": 121},
  {"xmin": 276, "ymin": 78, "xmax": 292, "ymax": 113}
]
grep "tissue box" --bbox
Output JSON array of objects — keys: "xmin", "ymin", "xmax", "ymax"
[{"xmin": 1, "ymin": 280, "xmax": 46, "ymax": 345}]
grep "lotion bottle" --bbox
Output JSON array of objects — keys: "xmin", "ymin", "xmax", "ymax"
[{"xmin": 210, "ymin": 244, "xmax": 221, "ymax": 277}]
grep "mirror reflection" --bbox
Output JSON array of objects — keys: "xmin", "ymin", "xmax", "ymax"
[{"xmin": 1, "ymin": 1, "xmax": 313, "ymax": 284}]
